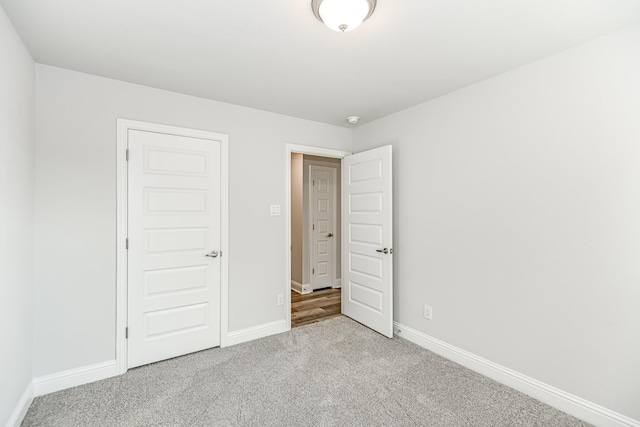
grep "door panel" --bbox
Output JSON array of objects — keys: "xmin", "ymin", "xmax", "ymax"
[
  {"xmin": 342, "ymin": 146, "xmax": 393, "ymax": 338},
  {"xmin": 145, "ymin": 265, "xmax": 208, "ymax": 295},
  {"xmin": 145, "ymin": 189, "xmax": 208, "ymax": 213},
  {"xmin": 128, "ymin": 129, "xmax": 221, "ymax": 368}
]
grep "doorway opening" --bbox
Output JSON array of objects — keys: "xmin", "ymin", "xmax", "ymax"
[
  {"xmin": 291, "ymin": 153, "xmax": 342, "ymax": 328},
  {"xmin": 285, "ymin": 143, "xmax": 394, "ymax": 337},
  {"xmin": 285, "ymin": 145, "xmax": 350, "ymax": 331}
]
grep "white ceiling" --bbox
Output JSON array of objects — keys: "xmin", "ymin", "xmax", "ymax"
[{"xmin": 2, "ymin": 0, "xmax": 639, "ymax": 126}]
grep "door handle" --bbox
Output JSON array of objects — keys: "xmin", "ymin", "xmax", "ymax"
[
  {"xmin": 327, "ymin": 233, "xmax": 334, "ymax": 237},
  {"xmin": 376, "ymin": 248, "xmax": 389, "ymax": 254},
  {"xmin": 206, "ymin": 250, "xmax": 219, "ymax": 258}
]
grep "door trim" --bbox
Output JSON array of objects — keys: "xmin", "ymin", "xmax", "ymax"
[
  {"xmin": 285, "ymin": 144, "xmax": 351, "ymax": 331},
  {"xmin": 116, "ymin": 119, "xmax": 229, "ymax": 375}
]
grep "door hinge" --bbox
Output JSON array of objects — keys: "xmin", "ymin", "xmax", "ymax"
[
  {"xmin": 126, "ymin": 238, "xmax": 129, "ymax": 249},
  {"xmin": 312, "ymin": 224, "xmax": 315, "ymax": 230},
  {"xmin": 313, "ymin": 179, "xmax": 315, "ymax": 187},
  {"xmin": 125, "ymin": 327, "xmax": 129, "ymax": 339},
  {"xmin": 312, "ymin": 268, "xmax": 315, "ymax": 275},
  {"xmin": 126, "ymin": 149, "xmax": 129, "ymax": 161}
]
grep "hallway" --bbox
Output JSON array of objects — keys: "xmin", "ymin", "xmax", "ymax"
[{"xmin": 291, "ymin": 288, "xmax": 341, "ymax": 328}]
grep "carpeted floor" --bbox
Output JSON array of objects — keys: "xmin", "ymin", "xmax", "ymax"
[{"xmin": 22, "ymin": 317, "xmax": 591, "ymax": 426}]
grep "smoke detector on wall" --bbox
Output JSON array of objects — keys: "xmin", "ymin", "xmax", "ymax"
[{"xmin": 346, "ymin": 116, "xmax": 360, "ymax": 125}]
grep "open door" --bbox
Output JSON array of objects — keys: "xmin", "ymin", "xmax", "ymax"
[{"xmin": 341, "ymin": 145, "xmax": 393, "ymax": 338}]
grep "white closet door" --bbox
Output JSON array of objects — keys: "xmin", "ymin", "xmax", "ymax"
[{"xmin": 127, "ymin": 129, "xmax": 221, "ymax": 368}]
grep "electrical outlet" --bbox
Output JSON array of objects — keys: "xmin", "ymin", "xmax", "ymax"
[
  {"xmin": 270, "ymin": 204, "xmax": 281, "ymax": 216},
  {"xmin": 277, "ymin": 293, "xmax": 284, "ymax": 306},
  {"xmin": 423, "ymin": 304, "xmax": 432, "ymax": 320}
]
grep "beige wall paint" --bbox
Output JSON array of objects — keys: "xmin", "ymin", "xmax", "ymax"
[
  {"xmin": 290, "ymin": 153, "xmax": 303, "ymax": 284},
  {"xmin": 303, "ymin": 155, "xmax": 341, "ymax": 164}
]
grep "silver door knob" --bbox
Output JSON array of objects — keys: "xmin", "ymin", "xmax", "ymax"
[
  {"xmin": 327, "ymin": 233, "xmax": 334, "ymax": 237},
  {"xmin": 206, "ymin": 250, "xmax": 219, "ymax": 258},
  {"xmin": 376, "ymin": 248, "xmax": 389, "ymax": 254}
]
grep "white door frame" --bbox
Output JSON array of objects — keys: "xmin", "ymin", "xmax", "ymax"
[
  {"xmin": 308, "ymin": 164, "xmax": 338, "ymax": 290},
  {"xmin": 285, "ymin": 144, "xmax": 351, "ymax": 331},
  {"xmin": 116, "ymin": 119, "xmax": 229, "ymax": 375}
]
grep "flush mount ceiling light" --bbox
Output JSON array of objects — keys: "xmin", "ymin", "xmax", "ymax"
[{"xmin": 312, "ymin": 0, "xmax": 377, "ymax": 32}]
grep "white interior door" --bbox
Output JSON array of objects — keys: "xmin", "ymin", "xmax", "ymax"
[
  {"xmin": 128, "ymin": 129, "xmax": 221, "ymax": 368},
  {"xmin": 310, "ymin": 165, "xmax": 337, "ymax": 290},
  {"xmin": 341, "ymin": 145, "xmax": 393, "ymax": 338}
]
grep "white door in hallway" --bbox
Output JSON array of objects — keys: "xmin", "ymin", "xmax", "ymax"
[
  {"xmin": 127, "ymin": 128, "xmax": 222, "ymax": 368},
  {"xmin": 310, "ymin": 165, "xmax": 337, "ymax": 290},
  {"xmin": 342, "ymin": 145, "xmax": 393, "ymax": 338}
]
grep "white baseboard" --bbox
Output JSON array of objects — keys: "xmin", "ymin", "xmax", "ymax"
[
  {"xmin": 291, "ymin": 280, "xmax": 303, "ymax": 294},
  {"xmin": 226, "ymin": 319, "xmax": 287, "ymax": 347},
  {"xmin": 333, "ymin": 278, "xmax": 342, "ymax": 289},
  {"xmin": 33, "ymin": 360, "xmax": 118, "ymax": 397},
  {"xmin": 394, "ymin": 322, "xmax": 639, "ymax": 427},
  {"xmin": 6, "ymin": 381, "xmax": 34, "ymax": 427},
  {"xmin": 291, "ymin": 280, "xmax": 312, "ymax": 295}
]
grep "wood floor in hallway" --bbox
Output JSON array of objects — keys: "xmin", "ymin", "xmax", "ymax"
[{"xmin": 291, "ymin": 287, "xmax": 342, "ymax": 328}]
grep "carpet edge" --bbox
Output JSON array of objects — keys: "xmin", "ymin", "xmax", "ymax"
[
  {"xmin": 394, "ymin": 321, "xmax": 639, "ymax": 427},
  {"xmin": 5, "ymin": 381, "xmax": 33, "ymax": 427},
  {"xmin": 225, "ymin": 319, "xmax": 287, "ymax": 347},
  {"xmin": 32, "ymin": 360, "xmax": 117, "ymax": 398}
]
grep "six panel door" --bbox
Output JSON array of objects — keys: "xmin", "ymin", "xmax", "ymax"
[{"xmin": 311, "ymin": 165, "xmax": 336, "ymax": 290}]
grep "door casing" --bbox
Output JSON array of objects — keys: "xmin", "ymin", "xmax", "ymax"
[{"xmin": 116, "ymin": 119, "xmax": 229, "ymax": 374}]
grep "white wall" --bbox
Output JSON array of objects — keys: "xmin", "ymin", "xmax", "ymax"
[
  {"xmin": 0, "ymin": 5, "xmax": 35, "ymax": 425},
  {"xmin": 34, "ymin": 65, "xmax": 352, "ymax": 377},
  {"xmin": 353, "ymin": 25, "xmax": 640, "ymax": 420}
]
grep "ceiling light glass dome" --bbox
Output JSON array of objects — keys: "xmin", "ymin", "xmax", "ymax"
[{"xmin": 312, "ymin": 0, "xmax": 377, "ymax": 32}]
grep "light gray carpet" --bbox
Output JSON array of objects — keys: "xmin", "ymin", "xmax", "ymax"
[{"xmin": 22, "ymin": 317, "xmax": 591, "ymax": 426}]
